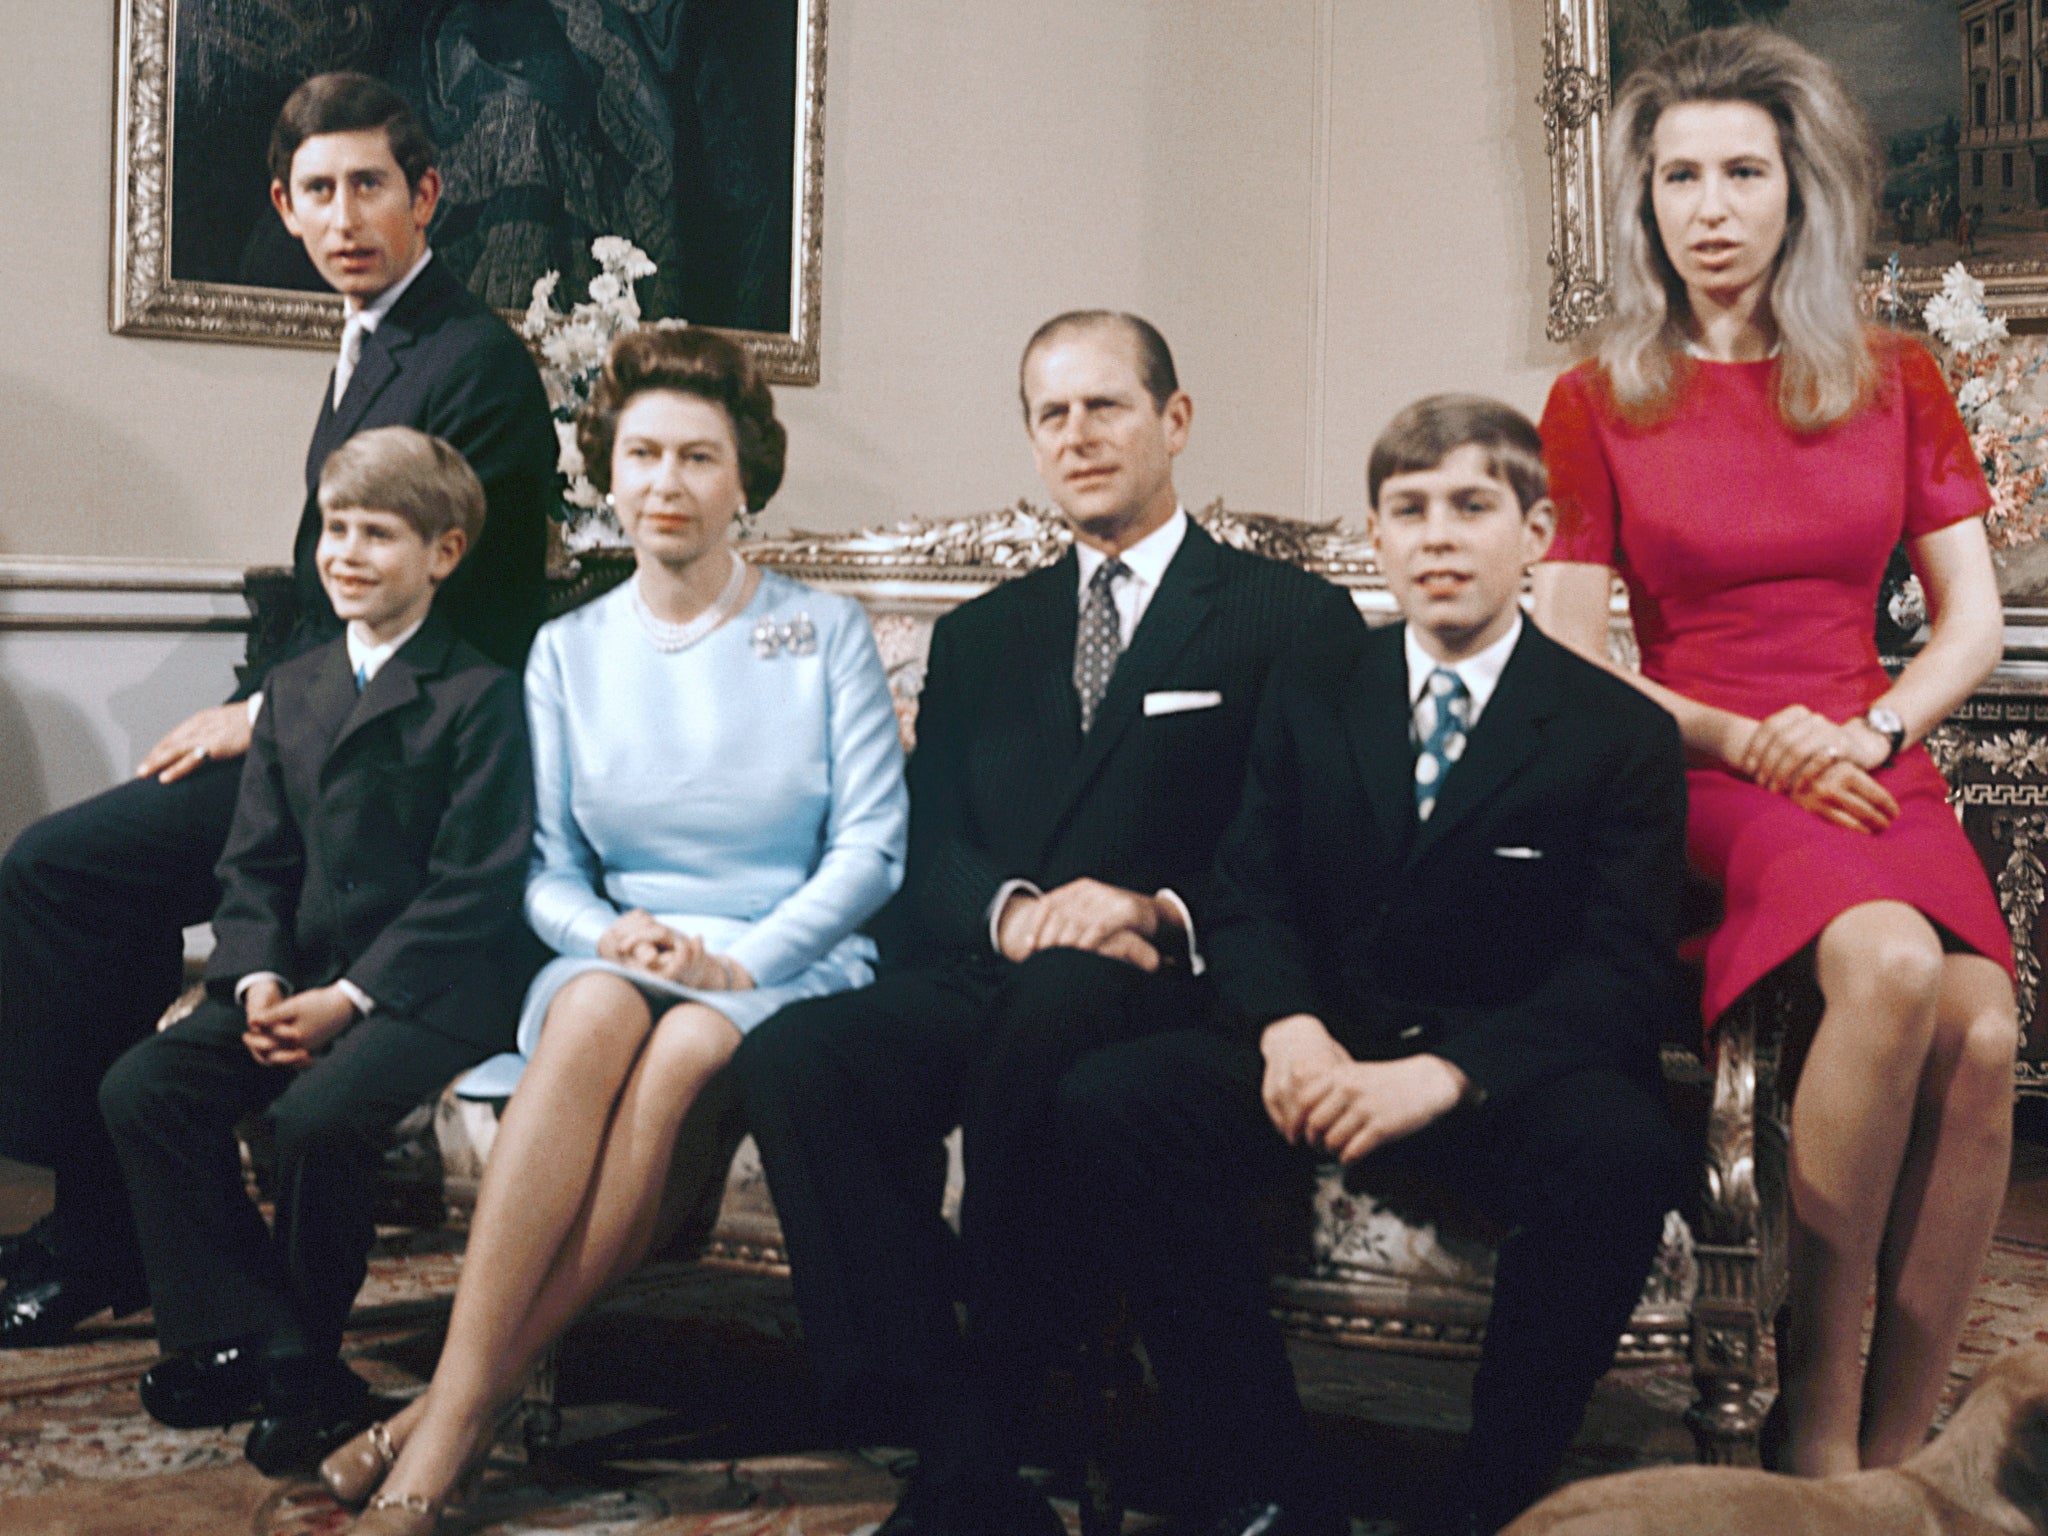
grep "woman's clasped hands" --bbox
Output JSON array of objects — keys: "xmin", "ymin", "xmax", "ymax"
[
  {"xmin": 1735, "ymin": 702, "xmax": 1900, "ymax": 834},
  {"xmin": 597, "ymin": 908, "xmax": 754, "ymax": 991}
]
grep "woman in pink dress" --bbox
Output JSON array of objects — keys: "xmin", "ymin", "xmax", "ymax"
[{"xmin": 1532, "ymin": 27, "xmax": 2018, "ymax": 1477}]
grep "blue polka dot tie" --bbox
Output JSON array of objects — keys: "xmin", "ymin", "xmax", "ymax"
[
  {"xmin": 1414, "ymin": 667, "xmax": 1470, "ymax": 821},
  {"xmin": 1074, "ymin": 557, "xmax": 1129, "ymax": 734}
]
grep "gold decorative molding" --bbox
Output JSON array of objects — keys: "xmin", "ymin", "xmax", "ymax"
[
  {"xmin": 1539, "ymin": 0, "xmax": 1612, "ymax": 342},
  {"xmin": 743, "ymin": 499, "xmax": 1382, "ymax": 584},
  {"xmin": 1699, "ymin": 1004, "xmax": 1760, "ymax": 1246},
  {"xmin": 110, "ymin": 0, "xmax": 829, "ymax": 385}
]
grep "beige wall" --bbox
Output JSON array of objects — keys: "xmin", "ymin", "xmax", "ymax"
[
  {"xmin": 1316, "ymin": 0, "xmax": 1568, "ymax": 521},
  {"xmin": 0, "ymin": 0, "xmax": 1570, "ymax": 562}
]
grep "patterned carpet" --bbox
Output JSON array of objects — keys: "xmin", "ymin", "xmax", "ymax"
[{"xmin": 0, "ymin": 1224, "xmax": 2043, "ymax": 1534}]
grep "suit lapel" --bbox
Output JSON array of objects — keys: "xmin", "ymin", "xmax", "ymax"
[
  {"xmin": 325, "ymin": 619, "xmax": 453, "ymax": 766},
  {"xmin": 301, "ymin": 641, "xmax": 364, "ymax": 759},
  {"xmin": 305, "ymin": 388, "xmax": 344, "ymax": 493},
  {"xmin": 324, "ymin": 258, "xmax": 456, "ymax": 445},
  {"xmin": 1049, "ymin": 523, "xmax": 1221, "ymax": 833},
  {"xmin": 1406, "ymin": 624, "xmax": 1560, "ymax": 865},
  {"xmin": 1021, "ymin": 551, "xmax": 1084, "ymax": 746},
  {"xmin": 1342, "ymin": 623, "xmax": 1422, "ymax": 858}
]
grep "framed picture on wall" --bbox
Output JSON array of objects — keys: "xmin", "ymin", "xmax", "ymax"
[
  {"xmin": 112, "ymin": 0, "xmax": 827, "ymax": 383},
  {"xmin": 1540, "ymin": 0, "xmax": 2048, "ymax": 341}
]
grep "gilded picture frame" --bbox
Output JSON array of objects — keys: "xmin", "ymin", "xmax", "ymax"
[
  {"xmin": 1541, "ymin": 0, "xmax": 2048, "ymax": 342},
  {"xmin": 111, "ymin": 0, "xmax": 828, "ymax": 385}
]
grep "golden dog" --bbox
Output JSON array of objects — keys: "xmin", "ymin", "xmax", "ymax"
[{"xmin": 1501, "ymin": 1342, "xmax": 2048, "ymax": 1536}]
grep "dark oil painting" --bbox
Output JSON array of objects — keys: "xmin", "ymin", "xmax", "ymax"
[{"xmin": 170, "ymin": 1, "xmax": 799, "ymax": 334}]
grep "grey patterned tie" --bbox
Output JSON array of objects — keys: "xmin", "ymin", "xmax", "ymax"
[
  {"xmin": 1414, "ymin": 667, "xmax": 1471, "ymax": 821},
  {"xmin": 1074, "ymin": 557, "xmax": 1129, "ymax": 734}
]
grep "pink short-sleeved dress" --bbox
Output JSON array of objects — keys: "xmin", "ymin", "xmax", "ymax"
[{"xmin": 1540, "ymin": 336, "xmax": 2014, "ymax": 1027}]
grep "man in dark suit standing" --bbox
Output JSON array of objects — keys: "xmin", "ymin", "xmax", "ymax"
[
  {"xmin": 1056, "ymin": 397, "xmax": 1690, "ymax": 1536},
  {"xmin": 735, "ymin": 311, "xmax": 1362, "ymax": 1536},
  {"xmin": 0, "ymin": 72, "xmax": 552, "ymax": 1345}
]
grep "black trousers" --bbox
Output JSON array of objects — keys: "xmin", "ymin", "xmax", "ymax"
[
  {"xmin": 98, "ymin": 995, "xmax": 482, "ymax": 1359},
  {"xmin": 733, "ymin": 947, "xmax": 1200, "ymax": 1450},
  {"xmin": 0, "ymin": 758, "xmax": 244, "ymax": 1292},
  {"xmin": 1055, "ymin": 1028, "xmax": 1687, "ymax": 1532}
]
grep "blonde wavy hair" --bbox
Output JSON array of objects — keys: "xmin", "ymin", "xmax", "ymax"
[{"xmin": 1600, "ymin": 26, "xmax": 1879, "ymax": 430}]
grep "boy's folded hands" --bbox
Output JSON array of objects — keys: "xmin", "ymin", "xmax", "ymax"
[{"xmin": 242, "ymin": 982, "xmax": 359, "ymax": 1070}]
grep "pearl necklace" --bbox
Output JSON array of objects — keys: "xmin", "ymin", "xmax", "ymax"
[{"xmin": 630, "ymin": 550, "xmax": 749, "ymax": 652}]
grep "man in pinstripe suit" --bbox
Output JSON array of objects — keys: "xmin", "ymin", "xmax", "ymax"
[{"xmin": 736, "ymin": 312, "xmax": 1362, "ymax": 1536}]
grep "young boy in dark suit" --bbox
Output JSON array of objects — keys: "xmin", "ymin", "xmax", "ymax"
[
  {"xmin": 100, "ymin": 426, "xmax": 536, "ymax": 1475},
  {"xmin": 1054, "ymin": 396, "xmax": 1692, "ymax": 1536}
]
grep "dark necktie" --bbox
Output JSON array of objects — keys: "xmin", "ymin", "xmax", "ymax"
[
  {"xmin": 354, "ymin": 662, "xmax": 368, "ymax": 694},
  {"xmin": 1074, "ymin": 557, "xmax": 1130, "ymax": 734},
  {"xmin": 1414, "ymin": 667, "xmax": 1470, "ymax": 821}
]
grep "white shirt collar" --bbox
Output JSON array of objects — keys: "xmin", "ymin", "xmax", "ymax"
[
  {"xmin": 1404, "ymin": 613, "xmax": 1522, "ymax": 728},
  {"xmin": 346, "ymin": 246, "xmax": 433, "ymax": 331},
  {"xmin": 1074, "ymin": 505, "xmax": 1187, "ymax": 591},
  {"xmin": 347, "ymin": 615, "xmax": 427, "ymax": 685},
  {"xmin": 1073, "ymin": 507, "xmax": 1188, "ymax": 647}
]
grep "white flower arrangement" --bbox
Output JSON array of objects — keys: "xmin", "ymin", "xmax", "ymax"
[
  {"xmin": 522, "ymin": 236, "xmax": 672, "ymax": 551},
  {"xmin": 1923, "ymin": 262, "xmax": 2009, "ymax": 355},
  {"xmin": 1920, "ymin": 261, "xmax": 2048, "ymax": 550}
]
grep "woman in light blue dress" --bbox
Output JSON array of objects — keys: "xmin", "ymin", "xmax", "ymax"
[{"xmin": 335, "ymin": 327, "xmax": 906, "ymax": 1533}]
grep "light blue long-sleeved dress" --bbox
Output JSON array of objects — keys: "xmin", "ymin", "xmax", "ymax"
[{"xmin": 459, "ymin": 568, "xmax": 907, "ymax": 1097}]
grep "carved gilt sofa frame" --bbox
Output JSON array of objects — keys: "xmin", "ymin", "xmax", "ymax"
[{"xmin": 224, "ymin": 502, "xmax": 1799, "ymax": 1490}]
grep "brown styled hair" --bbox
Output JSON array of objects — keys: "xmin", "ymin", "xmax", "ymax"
[
  {"xmin": 269, "ymin": 72, "xmax": 437, "ymax": 191},
  {"xmin": 317, "ymin": 426, "xmax": 485, "ymax": 546},
  {"xmin": 1601, "ymin": 26, "xmax": 1878, "ymax": 430},
  {"xmin": 577, "ymin": 327, "xmax": 787, "ymax": 509},
  {"xmin": 1018, "ymin": 311, "xmax": 1181, "ymax": 415},
  {"xmin": 1367, "ymin": 395, "xmax": 1548, "ymax": 514}
]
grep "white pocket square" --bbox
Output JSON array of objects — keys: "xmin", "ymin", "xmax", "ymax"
[
  {"xmin": 1493, "ymin": 846, "xmax": 1544, "ymax": 860},
  {"xmin": 1144, "ymin": 689, "xmax": 1224, "ymax": 716}
]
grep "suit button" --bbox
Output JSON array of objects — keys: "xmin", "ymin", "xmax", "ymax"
[{"xmin": 340, "ymin": 878, "xmax": 357, "ymax": 892}]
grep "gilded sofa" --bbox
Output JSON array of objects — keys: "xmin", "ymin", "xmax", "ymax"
[{"xmin": 397, "ymin": 501, "xmax": 1794, "ymax": 1476}]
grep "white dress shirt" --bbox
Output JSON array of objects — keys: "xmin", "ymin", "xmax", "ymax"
[
  {"xmin": 1404, "ymin": 614, "xmax": 1522, "ymax": 743},
  {"xmin": 988, "ymin": 507, "xmax": 1203, "ymax": 970},
  {"xmin": 235, "ymin": 615, "xmax": 428, "ymax": 1019},
  {"xmin": 345, "ymin": 614, "xmax": 426, "ymax": 690}
]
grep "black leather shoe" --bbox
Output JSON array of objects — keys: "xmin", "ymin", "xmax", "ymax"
[
  {"xmin": 0, "ymin": 1215, "xmax": 59, "ymax": 1286},
  {"xmin": 0, "ymin": 1272, "xmax": 145, "ymax": 1348},
  {"xmin": 138, "ymin": 1337, "xmax": 268, "ymax": 1428},
  {"xmin": 243, "ymin": 1362, "xmax": 373, "ymax": 1477}
]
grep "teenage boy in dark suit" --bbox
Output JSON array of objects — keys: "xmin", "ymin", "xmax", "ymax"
[
  {"xmin": 736, "ymin": 312, "xmax": 1363, "ymax": 1535},
  {"xmin": 0, "ymin": 71, "xmax": 552, "ymax": 1346},
  {"xmin": 99, "ymin": 427, "xmax": 536, "ymax": 1475},
  {"xmin": 1056, "ymin": 396, "xmax": 1691, "ymax": 1536}
]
